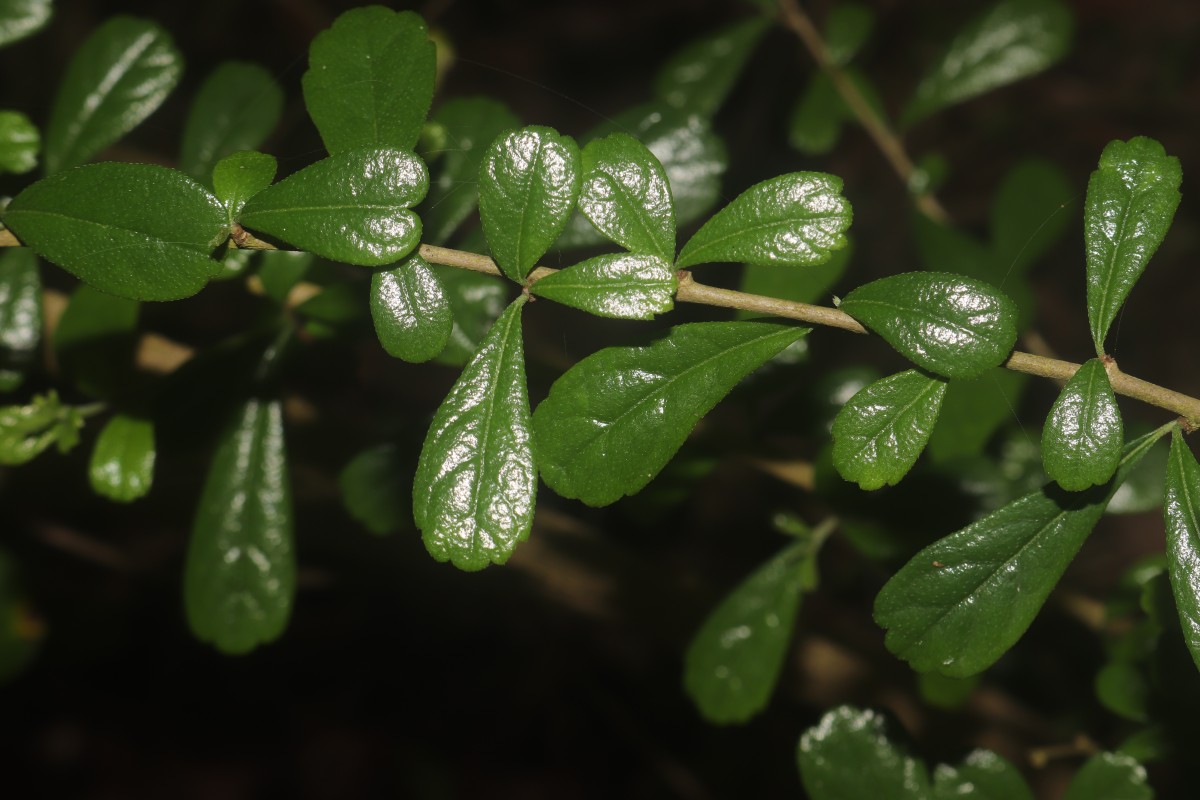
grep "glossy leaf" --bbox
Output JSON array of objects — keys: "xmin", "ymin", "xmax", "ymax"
[
  {"xmin": 1060, "ymin": 752, "xmax": 1152, "ymax": 800},
  {"xmin": 839, "ymin": 272, "xmax": 1018, "ymax": 380},
  {"xmin": 0, "ymin": 0, "xmax": 50, "ymax": 48},
  {"xmin": 1165, "ymin": 428, "xmax": 1200, "ymax": 674},
  {"xmin": 874, "ymin": 429, "xmax": 1162, "ymax": 677},
  {"xmin": 53, "ymin": 283, "xmax": 139, "ymax": 399},
  {"xmin": 534, "ymin": 321, "xmax": 808, "ymax": 507},
  {"xmin": 185, "ymin": 397, "xmax": 295, "ymax": 655},
  {"xmin": 340, "ymin": 444, "xmax": 408, "ymax": 536},
  {"xmin": 530, "ymin": 253, "xmax": 675, "ymax": 320},
  {"xmin": 684, "ymin": 539, "xmax": 813, "ymax": 724},
  {"xmin": 1085, "ymin": 136, "xmax": 1182, "ymax": 353},
  {"xmin": 0, "ymin": 391, "xmax": 83, "ymax": 465},
  {"xmin": 212, "ymin": 151, "xmax": 277, "ymax": 221},
  {"xmin": 676, "ymin": 173, "xmax": 851, "ymax": 269},
  {"xmin": 797, "ymin": 706, "xmax": 931, "ymax": 800},
  {"xmin": 370, "ymin": 253, "xmax": 452, "ymax": 363},
  {"xmin": 239, "ymin": 148, "xmax": 428, "ymax": 267},
  {"xmin": 832, "ymin": 369, "xmax": 948, "ymax": 490},
  {"xmin": 1042, "ymin": 358, "xmax": 1123, "ymax": 491},
  {"xmin": 0, "ymin": 248, "xmax": 42, "ymax": 391},
  {"xmin": 88, "ymin": 414, "xmax": 155, "ymax": 502},
  {"xmin": 824, "ymin": 3, "xmax": 876, "ymax": 66},
  {"xmin": 902, "ymin": 0, "xmax": 1073, "ymax": 126},
  {"xmin": 0, "ymin": 110, "xmax": 38, "ymax": 174},
  {"xmin": 479, "ymin": 126, "xmax": 581, "ymax": 282},
  {"xmin": 421, "ymin": 97, "xmax": 521, "ymax": 245},
  {"xmin": 578, "ymin": 133, "xmax": 675, "ymax": 261},
  {"xmin": 933, "ymin": 750, "xmax": 1034, "ymax": 800},
  {"xmin": 5, "ymin": 163, "xmax": 226, "ymax": 301},
  {"xmin": 653, "ymin": 18, "xmax": 768, "ymax": 117},
  {"xmin": 302, "ymin": 7, "xmax": 434, "ymax": 154},
  {"xmin": 432, "ymin": 263, "xmax": 508, "ymax": 367},
  {"xmin": 44, "ymin": 16, "xmax": 182, "ymax": 174},
  {"xmin": 413, "ymin": 297, "xmax": 534, "ymax": 571},
  {"xmin": 179, "ymin": 61, "xmax": 283, "ymax": 183}
]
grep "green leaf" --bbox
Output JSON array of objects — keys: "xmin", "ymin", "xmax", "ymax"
[
  {"xmin": 88, "ymin": 413, "xmax": 155, "ymax": 502},
  {"xmin": 579, "ymin": 133, "xmax": 675, "ymax": 261},
  {"xmin": 1095, "ymin": 661, "xmax": 1149, "ymax": 722},
  {"xmin": 933, "ymin": 750, "xmax": 1034, "ymax": 800},
  {"xmin": 918, "ymin": 671, "xmax": 979, "ymax": 710},
  {"xmin": 212, "ymin": 151, "xmax": 277, "ymax": 222},
  {"xmin": 0, "ymin": 0, "xmax": 51, "ymax": 48},
  {"xmin": 676, "ymin": 173, "xmax": 852, "ymax": 269},
  {"xmin": 238, "ymin": 148, "xmax": 428, "ymax": 267},
  {"xmin": 990, "ymin": 159, "xmax": 1074, "ymax": 277},
  {"xmin": 530, "ymin": 253, "xmax": 675, "ymax": 320},
  {"xmin": 0, "ymin": 110, "xmax": 38, "ymax": 174},
  {"xmin": 839, "ymin": 272, "xmax": 1018, "ymax": 380},
  {"xmin": 684, "ymin": 539, "xmax": 813, "ymax": 724},
  {"xmin": 479, "ymin": 126, "xmax": 581, "ymax": 282},
  {"xmin": 432, "ymin": 260, "xmax": 509, "ymax": 367},
  {"xmin": 185, "ymin": 397, "xmax": 295, "ymax": 655},
  {"xmin": 370, "ymin": 253, "xmax": 452, "ymax": 363},
  {"xmin": 1042, "ymin": 358, "xmax": 1123, "ymax": 491},
  {"xmin": 339, "ymin": 444, "xmax": 408, "ymax": 536},
  {"xmin": 53, "ymin": 283, "xmax": 139, "ymax": 399},
  {"xmin": 421, "ymin": 97, "xmax": 521, "ymax": 245},
  {"xmin": 44, "ymin": 16, "xmax": 182, "ymax": 174},
  {"xmin": 788, "ymin": 74, "xmax": 843, "ymax": 156},
  {"xmin": 874, "ymin": 429, "xmax": 1163, "ymax": 677},
  {"xmin": 832, "ymin": 369, "xmax": 948, "ymax": 490},
  {"xmin": 653, "ymin": 17, "xmax": 769, "ymax": 117},
  {"xmin": 533, "ymin": 321, "xmax": 809, "ymax": 507},
  {"xmin": 0, "ymin": 248, "xmax": 42, "ymax": 391},
  {"xmin": 179, "ymin": 61, "xmax": 283, "ymax": 183},
  {"xmin": 1108, "ymin": 422, "xmax": 1169, "ymax": 514},
  {"xmin": 1060, "ymin": 752, "xmax": 1153, "ymax": 800},
  {"xmin": 824, "ymin": 3, "xmax": 876, "ymax": 66},
  {"xmin": 797, "ymin": 706, "xmax": 931, "ymax": 799},
  {"xmin": 1085, "ymin": 137, "xmax": 1182, "ymax": 353},
  {"xmin": 256, "ymin": 250, "xmax": 313, "ymax": 305},
  {"xmin": 902, "ymin": 0, "xmax": 1073, "ymax": 127},
  {"xmin": 926, "ymin": 369, "xmax": 1027, "ymax": 463},
  {"xmin": 0, "ymin": 390, "xmax": 83, "ymax": 465},
  {"xmin": 1165, "ymin": 428, "xmax": 1200, "ymax": 675},
  {"xmin": 295, "ymin": 281, "xmax": 364, "ymax": 328},
  {"xmin": 413, "ymin": 296, "xmax": 534, "ymax": 570},
  {"xmin": 739, "ymin": 240, "xmax": 850, "ymax": 314},
  {"xmin": 5, "ymin": 163, "xmax": 226, "ymax": 301}
]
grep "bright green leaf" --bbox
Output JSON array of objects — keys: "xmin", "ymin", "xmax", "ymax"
[
  {"xmin": 874, "ymin": 429, "xmax": 1163, "ymax": 677},
  {"xmin": 533, "ymin": 321, "xmax": 809, "ymax": 507},
  {"xmin": 0, "ymin": 0, "xmax": 51, "ymax": 48},
  {"xmin": 53, "ymin": 283, "xmax": 139, "ymax": 399},
  {"xmin": 370, "ymin": 253, "xmax": 452, "ymax": 363},
  {"xmin": 902, "ymin": 0, "xmax": 1073, "ymax": 127},
  {"xmin": 1042, "ymin": 358, "xmax": 1123, "ymax": 491},
  {"xmin": 579, "ymin": 133, "xmax": 675, "ymax": 261},
  {"xmin": 1085, "ymin": 136, "xmax": 1182, "ymax": 354},
  {"xmin": 339, "ymin": 444, "xmax": 408, "ymax": 536},
  {"xmin": 933, "ymin": 750, "xmax": 1034, "ymax": 800},
  {"xmin": 676, "ymin": 173, "xmax": 852, "ymax": 269},
  {"xmin": 431, "ymin": 263, "xmax": 508, "ymax": 367},
  {"xmin": 684, "ymin": 539, "xmax": 813, "ymax": 724},
  {"xmin": 256, "ymin": 250, "xmax": 313, "ymax": 305},
  {"xmin": 1060, "ymin": 752, "xmax": 1152, "ymax": 800},
  {"xmin": 824, "ymin": 3, "xmax": 876, "ymax": 66},
  {"xmin": 653, "ymin": 18, "xmax": 768, "ymax": 117},
  {"xmin": 5, "ymin": 163, "xmax": 226, "ymax": 301},
  {"xmin": 832, "ymin": 369, "xmax": 948, "ymax": 490},
  {"xmin": 0, "ymin": 110, "xmax": 38, "ymax": 174},
  {"xmin": 739, "ymin": 241, "xmax": 851, "ymax": 314},
  {"xmin": 185, "ymin": 397, "xmax": 295, "ymax": 655},
  {"xmin": 302, "ymin": 7, "xmax": 435, "ymax": 154},
  {"xmin": 179, "ymin": 61, "xmax": 283, "ymax": 183},
  {"xmin": 479, "ymin": 126, "xmax": 581, "ymax": 282},
  {"xmin": 1165, "ymin": 428, "xmax": 1200, "ymax": 675},
  {"xmin": 413, "ymin": 296, "xmax": 535, "ymax": 570},
  {"xmin": 797, "ymin": 706, "xmax": 931, "ymax": 800},
  {"xmin": 44, "ymin": 16, "xmax": 182, "ymax": 174},
  {"xmin": 212, "ymin": 150, "xmax": 277, "ymax": 222},
  {"xmin": 0, "ymin": 390, "xmax": 83, "ymax": 465},
  {"xmin": 0, "ymin": 248, "xmax": 42, "ymax": 391},
  {"xmin": 839, "ymin": 272, "xmax": 1018, "ymax": 380},
  {"xmin": 239, "ymin": 147, "xmax": 428, "ymax": 267},
  {"xmin": 530, "ymin": 253, "xmax": 675, "ymax": 320},
  {"xmin": 88, "ymin": 413, "xmax": 155, "ymax": 502}
]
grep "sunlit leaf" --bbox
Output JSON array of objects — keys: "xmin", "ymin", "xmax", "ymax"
[
  {"xmin": 179, "ymin": 61, "xmax": 283, "ymax": 183},
  {"xmin": 530, "ymin": 253, "xmax": 675, "ymax": 320},
  {"xmin": 797, "ymin": 706, "xmax": 931, "ymax": 799},
  {"xmin": 369, "ymin": 252, "xmax": 452, "ymax": 363},
  {"xmin": 1042, "ymin": 358, "xmax": 1122, "ymax": 491}
]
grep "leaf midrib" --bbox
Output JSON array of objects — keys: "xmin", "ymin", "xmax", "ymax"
[{"xmin": 679, "ymin": 204, "xmax": 844, "ymax": 265}]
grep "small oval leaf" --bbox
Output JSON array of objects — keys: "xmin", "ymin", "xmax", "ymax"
[
  {"xmin": 653, "ymin": 18, "xmax": 769, "ymax": 117},
  {"xmin": 0, "ymin": 248, "xmax": 42, "ymax": 390},
  {"xmin": 212, "ymin": 150, "xmax": 277, "ymax": 221},
  {"xmin": 530, "ymin": 253, "xmax": 675, "ymax": 320},
  {"xmin": 1165, "ymin": 428, "xmax": 1200, "ymax": 675},
  {"xmin": 370, "ymin": 253, "xmax": 452, "ymax": 363},
  {"xmin": 933, "ymin": 750, "xmax": 1034, "ymax": 800},
  {"xmin": 0, "ymin": 110, "xmax": 39, "ymax": 175},
  {"xmin": 797, "ymin": 706, "xmax": 931, "ymax": 800},
  {"xmin": 179, "ymin": 61, "xmax": 284, "ymax": 183},
  {"xmin": 340, "ymin": 444, "xmax": 408, "ymax": 537},
  {"xmin": 88, "ymin": 414, "xmax": 155, "ymax": 502},
  {"xmin": 1042, "ymin": 357, "xmax": 1123, "ymax": 491},
  {"xmin": 579, "ymin": 133, "xmax": 675, "ymax": 261}
]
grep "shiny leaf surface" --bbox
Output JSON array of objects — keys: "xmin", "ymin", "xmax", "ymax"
[
  {"xmin": 179, "ymin": 61, "xmax": 283, "ymax": 183},
  {"xmin": 1085, "ymin": 136, "xmax": 1181, "ymax": 353},
  {"xmin": 0, "ymin": 248, "xmax": 42, "ymax": 391},
  {"xmin": 185, "ymin": 397, "xmax": 295, "ymax": 655},
  {"xmin": 53, "ymin": 283, "xmax": 139, "ymax": 399},
  {"xmin": 0, "ymin": 391, "xmax": 82, "ymax": 465},
  {"xmin": 903, "ymin": 0, "xmax": 1073, "ymax": 126},
  {"xmin": 44, "ymin": 16, "xmax": 182, "ymax": 174},
  {"xmin": 933, "ymin": 750, "xmax": 1034, "ymax": 800},
  {"xmin": 832, "ymin": 369, "xmax": 948, "ymax": 490},
  {"xmin": 88, "ymin": 414, "xmax": 155, "ymax": 502},
  {"xmin": 212, "ymin": 150, "xmax": 277, "ymax": 221},
  {"xmin": 5, "ymin": 163, "xmax": 226, "ymax": 300},
  {"xmin": 839, "ymin": 272, "xmax": 1018, "ymax": 380},
  {"xmin": 676, "ymin": 172, "xmax": 852, "ymax": 268},
  {"xmin": 653, "ymin": 18, "xmax": 768, "ymax": 117},
  {"xmin": 239, "ymin": 147, "xmax": 428, "ymax": 267},
  {"xmin": 370, "ymin": 253, "xmax": 451, "ymax": 363},
  {"xmin": 302, "ymin": 7, "xmax": 435, "ymax": 154},
  {"xmin": 533, "ymin": 321, "xmax": 808, "ymax": 507},
  {"xmin": 0, "ymin": 0, "xmax": 50, "ymax": 48},
  {"xmin": 340, "ymin": 444, "xmax": 408, "ymax": 536},
  {"xmin": 1164, "ymin": 428, "xmax": 1200, "ymax": 674},
  {"xmin": 578, "ymin": 133, "xmax": 675, "ymax": 261},
  {"xmin": 413, "ymin": 297, "xmax": 534, "ymax": 570},
  {"xmin": 797, "ymin": 706, "xmax": 931, "ymax": 799},
  {"xmin": 479, "ymin": 126, "xmax": 581, "ymax": 282},
  {"xmin": 1060, "ymin": 752, "xmax": 1153, "ymax": 800},
  {"xmin": 1042, "ymin": 358, "xmax": 1123, "ymax": 490},
  {"xmin": 874, "ymin": 430, "xmax": 1162, "ymax": 677},
  {"xmin": 0, "ymin": 110, "xmax": 38, "ymax": 174},
  {"xmin": 530, "ymin": 253, "xmax": 675, "ymax": 320}
]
